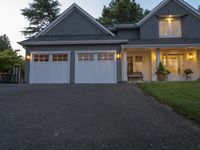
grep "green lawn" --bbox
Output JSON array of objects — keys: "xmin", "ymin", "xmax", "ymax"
[{"xmin": 139, "ymin": 81, "xmax": 200, "ymax": 123}]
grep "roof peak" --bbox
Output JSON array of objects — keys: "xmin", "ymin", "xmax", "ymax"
[{"xmin": 35, "ymin": 3, "xmax": 115, "ymax": 38}]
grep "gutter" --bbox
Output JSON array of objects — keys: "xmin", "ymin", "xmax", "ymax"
[{"xmin": 19, "ymin": 40, "xmax": 128, "ymax": 46}]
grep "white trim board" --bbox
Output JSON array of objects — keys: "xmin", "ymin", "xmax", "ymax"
[
  {"xmin": 20, "ymin": 40, "xmax": 128, "ymax": 46},
  {"xmin": 36, "ymin": 3, "xmax": 115, "ymax": 37},
  {"xmin": 122, "ymin": 44, "xmax": 200, "ymax": 49}
]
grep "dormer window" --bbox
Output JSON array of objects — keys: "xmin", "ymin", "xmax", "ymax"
[{"xmin": 159, "ymin": 16, "xmax": 182, "ymax": 38}]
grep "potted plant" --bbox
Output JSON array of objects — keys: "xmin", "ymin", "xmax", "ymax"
[
  {"xmin": 156, "ymin": 62, "xmax": 171, "ymax": 81},
  {"xmin": 184, "ymin": 69, "xmax": 193, "ymax": 80}
]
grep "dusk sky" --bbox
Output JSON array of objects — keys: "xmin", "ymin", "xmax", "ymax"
[{"xmin": 0, "ymin": 0, "xmax": 199, "ymax": 56}]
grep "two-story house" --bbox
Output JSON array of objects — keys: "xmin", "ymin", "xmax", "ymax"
[{"xmin": 19, "ymin": 0, "xmax": 200, "ymax": 84}]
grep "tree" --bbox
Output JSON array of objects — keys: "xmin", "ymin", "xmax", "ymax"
[
  {"xmin": 99, "ymin": 0, "xmax": 150, "ymax": 24},
  {"xmin": 0, "ymin": 49, "xmax": 24, "ymax": 73},
  {"xmin": 0, "ymin": 34, "xmax": 12, "ymax": 52},
  {"xmin": 21, "ymin": 0, "xmax": 61, "ymax": 37}
]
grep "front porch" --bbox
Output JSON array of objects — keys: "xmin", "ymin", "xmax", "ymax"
[{"xmin": 122, "ymin": 47, "xmax": 200, "ymax": 82}]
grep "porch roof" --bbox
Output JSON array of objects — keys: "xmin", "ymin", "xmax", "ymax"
[{"xmin": 122, "ymin": 38, "xmax": 200, "ymax": 48}]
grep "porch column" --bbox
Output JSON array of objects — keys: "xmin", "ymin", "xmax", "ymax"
[
  {"xmin": 156, "ymin": 48, "xmax": 161, "ymax": 68},
  {"xmin": 123, "ymin": 50, "xmax": 128, "ymax": 81}
]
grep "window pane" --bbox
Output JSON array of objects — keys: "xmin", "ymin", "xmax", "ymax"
[
  {"xmin": 135, "ymin": 56, "xmax": 143, "ymax": 63},
  {"xmin": 159, "ymin": 18, "xmax": 181, "ymax": 38},
  {"xmin": 78, "ymin": 53, "xmax": 94, "ymax": 61},
  {"xmin": 53, "ymin": 54, "xmax": 68, "ymax": 62},
  {"xmin": 162, "ymin": 55, "xmax": 167, "ymax": 66},
  {"xmin": 34, "ymin": 55, "xmax": 39, "ymax": 62},
  {"xmin": 34, "ymin": 54, "xmax": 49, "ymax": 62},
  {"xmin": 98, "ymin": 53, "xmax": 114, "ymax": 61},
  {"xmin": 171, "ymin": 20, "xmax": 181, "ymax": 36},
  {"xmin": 40, "ymin": 55, "xmax": 44, "ymax": 61},
  {"xmin": 127, "ymin": 56, "xmax": 133, "ymax": 74},
  {"xmin": 44, "ymin": 55, "xmax": 49, "ymax": 61},
  {"xmin": 58, "ymin": 54, "xmax": 63, "ymax": 61},
  {"xmin": 53, "ymin": 54, "xmax": 57, "ymax": 61},
  {"xmin": 160, "ymin": 20, "xmax": 169, "ymax": 36},
  {"xmin": 63, "ymin": 54, "xmax": 68, "ymax": 61}
]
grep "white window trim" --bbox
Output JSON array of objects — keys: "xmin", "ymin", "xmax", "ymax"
[
  {"xmin": 75, "ymin": 50, "xmax": 117, "ymax": 61},
  {"xmin": 30, "ymin": 51, "xmax": 71, "ymax": 62},
  {"xmin": 159, "ymin": 18, "xmax": 182, "ymax": 38}
]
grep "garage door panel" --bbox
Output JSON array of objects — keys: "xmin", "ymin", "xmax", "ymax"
[
  {"xmin": 30, "ymin": 53, "xmax": 70, "ymax": 84},
  {"xmin": 75, "ymin": 52, "xmax": 116, "ymax": 84},
  {"xmin": 50, "ymin": 63, "xmax": 69, "ymax": 83},
  {"xmin": 30, "ymin": 62, "xmax": 51, "ymax": 83}
]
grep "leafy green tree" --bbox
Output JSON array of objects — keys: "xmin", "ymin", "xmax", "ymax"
[
  {"xmin": 0, "ymin": 34, "xmax": 12, "ymax": 52},
  {"xmin": 0, "ymin": 49, "xmax": 24, "ymax": 74},
  {"xmin": 99, "ymin": 0, "xmax": 150, "ymax": 24},
  {"xmin": 21, "ymin": 0, "xmax": 61, "ymax": 36}
]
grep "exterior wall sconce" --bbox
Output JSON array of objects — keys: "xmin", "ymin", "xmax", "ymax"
[
  {"xmin": 189, "ymin": 53, "xmax": 193, "ymax": 60},
  {"xmin": 116, "ymin": 53, "xmax": 121, "ymax": 60},
  {"xmin": 26, "ymin": 55, "xmax": 31, "ymax": 60}
]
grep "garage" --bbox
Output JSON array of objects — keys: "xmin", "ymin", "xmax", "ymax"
[
  {"xmin": 30, "ymin": 52, "xmax": 70, "ymax": 84},
  {"xmin": 75, "ymin": 51, "xmax": 117, "ymax": 84}
]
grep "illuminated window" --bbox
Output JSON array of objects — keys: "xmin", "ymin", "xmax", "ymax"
[
  {"xmin": 97, "ymin": 53, "xmax": 114, "ymax": 61},
  {"xmin": 162, "ymin": 55, "xmax": 167, "ymax": 66},
  {"xmin": 135, "ymin": 56, "xmax": 143, "ymax": 63},
  {"xmin": 127, "ymin": 56, "xmax": 133, "ymax": 74},
  {"xmin": 34, "ymin": 54, "xmax": 49, "ymax": 62},
  {"xmin": 53, "ymin": 54, "xmax": 68, "ymax": 62},
  {"xmin": 78, "ymin": 53, "xmax": 94, "ymax": 61},
  {"xmin": 159, "ymin": 17, "xmax": 181, "ymax": 38}
]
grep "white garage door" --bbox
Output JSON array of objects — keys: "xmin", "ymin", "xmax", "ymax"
[
  {"xmin": 75, "ymin": 51, "xmax": 117, "ymax": 83},
  {"xmin": 30, "ymin": 52, "xmax": 70, "ymax": 84}
]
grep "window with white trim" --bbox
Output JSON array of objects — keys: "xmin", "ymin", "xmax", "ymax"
[
  {"xmin": 34, "ymin": 54, "xmax": 49, "ymax": 62},
  {"xmin": 53, "ymin": 54, "xmax": 68, "ymax": 62},
  {"xmin": 78, "ymin": 53, "xmax": 94, "ymax": 61},
  {"xmin": 97, "ymin": 53, "xmax": 114, "ymax": 61},
  {"xmin": 159, "ymin": 17, "xmax": 182, "ymax": 38},
  {"xmin": 135, "ymin": 56, "xmax": 143, "ymax": 63}
]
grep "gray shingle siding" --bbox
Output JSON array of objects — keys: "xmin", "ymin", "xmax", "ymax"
[
  {"xmin": 46, "ymin": 9, "xmax": 106, "ymax": 36},
  {"xmin": 182, "ymin": 15, "xmax": 200, "ymax": 38},
  {"xmin": 117, "ymin": 29, "xmax": 140, "ymax": 39},
  {"xmin": 140, "ymin": 16, "xmax": 159, "ymax": 40},
  {"xmin": 140, "ymin": 0, "xmax": 200, "ymax": 40}
]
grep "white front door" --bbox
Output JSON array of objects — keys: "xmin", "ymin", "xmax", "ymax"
[
  {"xmin": 30, "ymin": 52, "xmax": 70, "ymax": 83},
  {"xmin": 75, "ymin": 51, "xmax": 117, "ymax": 84},
  {"xmin": 163, "ymin": 54, "xmax": 184, "ymax": 81}
]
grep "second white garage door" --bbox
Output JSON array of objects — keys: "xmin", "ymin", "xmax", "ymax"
[{"xmin": 75, "ymin": 51, "xmax": 117, "ymax": 84}]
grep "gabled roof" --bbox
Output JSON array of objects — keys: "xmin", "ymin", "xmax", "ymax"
[
  {"xmin": 36, "ymin": 3, "xmax": 115, "ymax": 37},
  {"xmin": 137, "ymin": 0, "xmax": 200, "ymax": 26}
]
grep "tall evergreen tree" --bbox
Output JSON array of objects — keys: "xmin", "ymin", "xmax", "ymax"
[
  {"xmin": 21, "ymin": 0, "xmax": 60, "ymax": 37},
  {"xmin": 0, "ymin": 34, "xmax": 12, "ymax": 52},
  {"xmin": 99, "ymin": 0, "xmax": 150, "ymax": 24}
]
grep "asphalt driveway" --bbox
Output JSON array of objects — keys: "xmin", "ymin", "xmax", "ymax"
[{"xmin": 0, "ymin": 84, "xmax": 200, "ymax": 150}]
